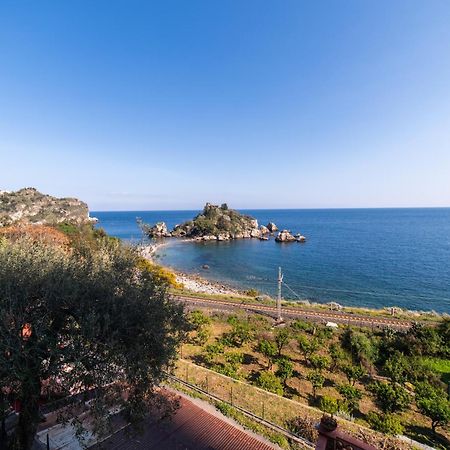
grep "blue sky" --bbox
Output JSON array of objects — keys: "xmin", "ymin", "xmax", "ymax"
[{"xmin": 1, "ymin": 1, "xmax": 450, "ymax": 210}]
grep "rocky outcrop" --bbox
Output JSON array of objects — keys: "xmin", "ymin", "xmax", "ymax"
[
  {"xmin": 259, "ymin": 225, "xmax": 269, "ymax": 235},
  {"xmin": 275, "ymin": 230, "xmax": 296, "ymax": 242},
  {"xmin": 275, "ymin": 230, "xmax": 307, "ymax": 243},
  {"xmin": 267, "ymin": 222, "xmax": 278, "ymax": 232},
  {"xmin": 142, "ymin": 221, "xmax": 172, "ymax": 238},
  {"xmin": 139, "ymin": 203, "xmax": 307, "ymax": 243},
  {"xmin": 0, "ymin": 188, "xmax": 92, "ymax": 227}
]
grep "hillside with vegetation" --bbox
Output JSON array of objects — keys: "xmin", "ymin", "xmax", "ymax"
[
  {"xmin": 181, "ymin": 309, "xmax": 450, "ymax": 449},
  {"xmin": 0, "ymin": 187, "xmax": 94, "ymax": 226}
]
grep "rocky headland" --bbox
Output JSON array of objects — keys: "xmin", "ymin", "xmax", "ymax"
[
  {"xmin": 0, "ymin": 187, "xmax": 97, "ymax": 227},
  {"xmin": 138, "ymin": 202, "xmax": 306, "ymax": 243}
]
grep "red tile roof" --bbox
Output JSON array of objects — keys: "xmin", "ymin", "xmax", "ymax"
[{"xmin": 91, "ymin": 395, "xmax": 276, "ymax": 450}]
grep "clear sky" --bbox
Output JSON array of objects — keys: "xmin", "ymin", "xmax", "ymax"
[{"xmin": 1, "ymin": 1, "xmax": 450, "ymax": 210}]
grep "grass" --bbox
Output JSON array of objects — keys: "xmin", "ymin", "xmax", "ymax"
[{"xmin": 419, "ymin": 357, "xmax": 450, "ymax": 383}]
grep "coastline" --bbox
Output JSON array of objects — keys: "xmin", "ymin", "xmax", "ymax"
[
  {"xmin": 140, "ymin": 242, "xmax": 243, "ymax": 297},
  {"xmin": 139, "ymin": 243, "xmax": 446, "ymax": 320}
]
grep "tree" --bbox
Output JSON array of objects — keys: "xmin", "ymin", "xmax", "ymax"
[
  {"xmin": 366, "ymin": 412, "xmax": 404, "ymax": 435},
  {"xmin": 297, "ymin": 335, "xmax": 319, "ymax": 364},
  {"xmin": 337, "ymin": 384, "xmax": 362, "ymax": 414},
  {"xmin": 203, "ymin": 342, "xmax": 225, "ymax": 365},
  {"xmin": 226, "ymin": 316, "xmax": 254, "ymax": 347},
  {"xmin": 341, "ymin": 363, "xmax": 366, "ymax": 386},
  {"xmin": 256, "ymin": 371, "xmax": 284, "ymax": 396},
  {"xmin": 383, "ymin": 352, "xmax": 409, "ymax": 383},
  {"xmin": 309, "ymin": 355, "xmax": 330, "ymax": 373},
  {"xmin": 307, "ymin": 370, "xmax": 325, "ymax": 400},
  {"xmin": 274, "ymin": 328, "xmax": 291, "ymax": 357},
  {"xmin": 188, "ymin": 310, "xmax": 211, "ymax": 345},
  {"xmin": 257, "ymin": 339, "xmax": 277, "ymax": 369},
  {"xmin": 328, "ymin": 343, "xmax": 346, "ymax": 370},
  {"xmin": 275, "ymin": 357, "xmax": 294, "ymax": 387},
  {"xmin": 319, "ymin": 396, "xmax": 338, "ymax": 415},
  {"xmin": 369, "ymin": 381, "xmax": 411, "ymax": 414},
  {"xmin": 0, "ymin": 238, "xmax": 187, "ymax": 449},
  {"xmin": 415, "ymin": 382, "xmax": 450, "ymax": 434},
  {"xmin": 341, "ymin": 329, "xmax": 377, "ymax": 365}
]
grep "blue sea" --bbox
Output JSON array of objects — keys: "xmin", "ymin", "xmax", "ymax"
[{"xmin": 92, "ymin": 208, "xmax": 450, "ymax": 314}]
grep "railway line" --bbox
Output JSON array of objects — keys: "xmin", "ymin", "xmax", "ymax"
[{"xmin": 173, "ymin": 294, "xmax": 414, "ymax": 330}]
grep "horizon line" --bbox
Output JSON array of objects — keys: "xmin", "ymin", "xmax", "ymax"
[{"xmin": 91, "ymin": 205, "xmax": 450, "ymax": 213}]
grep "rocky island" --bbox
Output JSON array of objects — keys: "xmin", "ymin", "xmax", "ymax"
[
  {"xmin": 0, "ymin": 187, "xmax": 97, "ymax": 227},
  {"xmin": 139, "ymin": 203, "xmax": 306, "ymax": 242}
]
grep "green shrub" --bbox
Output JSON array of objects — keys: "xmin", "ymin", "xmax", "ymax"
[
  {"xmin": 319, "ymin": 396, "xmax": 339, "ymax": 414},
  {"xmin": 366, "ymin": 412, "xmax": 404, "ymax": 435},
  {"xmin": 256, "ymin": 371, "xmax": 284, "ymax": 396},
  {"xmin": 369, "ymin": 381, "xmax": 411, "ymax": 414}
]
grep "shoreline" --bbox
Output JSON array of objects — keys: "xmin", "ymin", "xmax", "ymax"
[
  {"xmin": 139, "ymin": 242, "xmax": 247, "ymax": 297},
  {"xmin": 139, "ymin": 243, "xmax": 446, "ymax": 320}
]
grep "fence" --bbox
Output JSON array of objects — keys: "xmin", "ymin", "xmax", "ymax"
[
  {"xmin": 171, "ymin": 359, "xmax": 414, "ymax": 450},
  {"xmin": 172, "ymin": 360, "xmax": 322, "ymax": 441}
]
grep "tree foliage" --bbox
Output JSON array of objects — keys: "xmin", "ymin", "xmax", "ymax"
[
  {"xmin": 257, "ymin": 339, "xmax": 277, "ymax": 369},
  {"xmin": 415, "ymin": 382, "xmax": 450, "ymax": 433},
  {"xmin": 307, "ymin": 370, "xmax": 325, "ymax": 400},
  {"xmin": 366, "ymin": 412, "xmax": 404, "ymax": 435},
  {"xmin": 0, "ymin": 237, "xmax": 187, "ymax": 449},
  {"xmin": 256, "ymin": 371, "xmax": 283, "ymax": 396},
  {"xmin": 275, "ymin": 357, "xmax": 294, "ymax": 387},
  {"xmin": 274, "ymin": 328, "xmax": 291, "ymax": 357},
  {"xmin": 369, "ymin": 381, "xmax": 411, "ymax": 414}
]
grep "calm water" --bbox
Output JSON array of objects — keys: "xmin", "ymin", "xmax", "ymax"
[{"xmin": 92, "ymin": 209, "xmax": 450, "ymax": 313}]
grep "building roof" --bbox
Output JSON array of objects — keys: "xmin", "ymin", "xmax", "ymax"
[{"xmin": 90, "ymin": 395, "xmax": 276, "ymax": 450}]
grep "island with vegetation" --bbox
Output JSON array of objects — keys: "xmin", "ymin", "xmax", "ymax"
[{"xmin": 139, "ymin": 202, "xmax": 306, "ymax": 242}]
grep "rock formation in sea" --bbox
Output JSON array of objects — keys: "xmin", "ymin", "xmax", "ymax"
[
  {"xmin": 275, "ymin": 230, "xmax": 307, "ymax": 243},
  {"xmin": 140, "ymin": 203, "xmax": 282, "ymax": 241},
  {"xmin": 266, "ymin": 222, "xmax": 278, "ymax": 232}
]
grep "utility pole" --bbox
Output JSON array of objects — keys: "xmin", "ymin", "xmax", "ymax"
[{"xmin": 277, "ymin": 266, "xmax": 283, "ymax": 322}]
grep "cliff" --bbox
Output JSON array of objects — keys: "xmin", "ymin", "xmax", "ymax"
[{"xmin": 0, "ymin": 188, "xmax": 93, "ymax": 226}]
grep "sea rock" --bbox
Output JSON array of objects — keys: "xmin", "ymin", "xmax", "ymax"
[
  {"xmin": 267, "ymin": 222, "xmax": 278, "ymax": 233},
  {"xmin": 250, "ymin": 229, "xmax": 261, "ymax": 238},
  {"xmin": 275, "ymin": 230, "xmax": 296, "ymax": 242},
  {"xmin": 259, "ymin": 225, "xmax": 269, "ymax": 235},
  {"xmin": 144, "ymin": 221, "xmax": 171, "ymax": 238}
]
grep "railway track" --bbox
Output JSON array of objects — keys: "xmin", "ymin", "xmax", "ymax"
[{"xmin": 173, "ymin": 294, "xmax": 413, "ymax": 330}]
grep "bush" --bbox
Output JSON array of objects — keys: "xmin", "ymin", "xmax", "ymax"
[
  {"xmin": 310, "ymin": 355, "xmax": 330, "ymax": 372},
  {"xmin": 136, "ymin": 258, "xmax": 181, "ymax": 288},
  {"xmin": 369, "ymin": 381, "xmax": 411, "ymax": 414},
  {"xmin": 286, "ymin": 416, "xmax": 318, "ymax": 442},
  {"xmin": 319, "ymin": 396, "xmax": 339, "ymax": 414},
  {"xmin": 366, "ymin": 412, "xmax": 404, "ymax": 435},
  {"xmin": 245, "ymin": 288, "xmax": 259, "ymax": 297},
  {"xmin": 256, "ymin": 371, "xmax": 284, "ymax": 396},
  {"xmin": 337, "ymin": 384, "xmax": 362, "ymax": 414}
]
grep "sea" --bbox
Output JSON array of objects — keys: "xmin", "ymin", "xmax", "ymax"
[{"xmin": 92, "ymin": 208, "xmax": 450, "ymax": 314}]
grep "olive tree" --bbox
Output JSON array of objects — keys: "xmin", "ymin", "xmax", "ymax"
[{"xmin": 0, "ymin": 238, "xmax": 187, "ymax": 449}]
